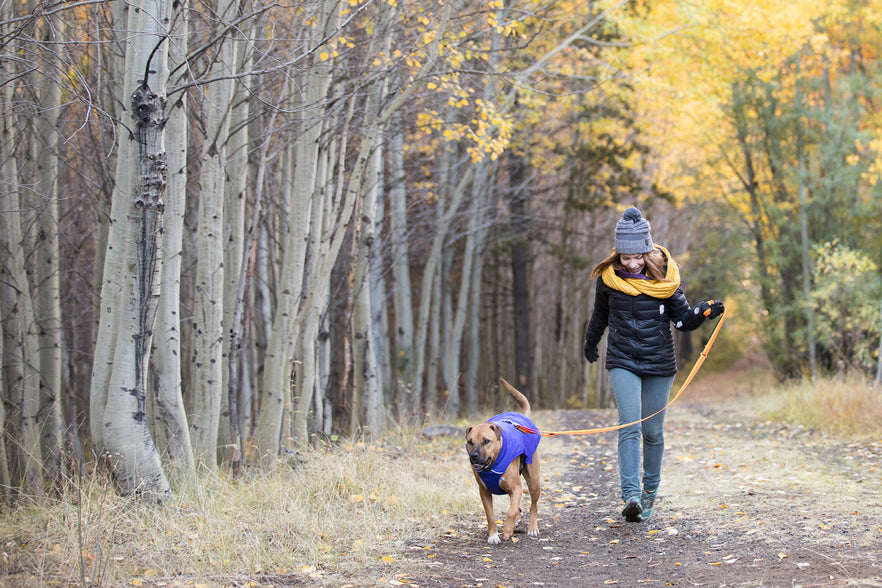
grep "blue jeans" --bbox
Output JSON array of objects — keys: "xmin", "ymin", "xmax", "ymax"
[{"xmin": 609, "ymin": 368, "xmax": 675, "ymax": 502}]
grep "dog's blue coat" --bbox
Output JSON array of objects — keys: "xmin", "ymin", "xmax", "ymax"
[{"xmin": 474, "ymin": 412, "xmax": 541, "ymax": 495}]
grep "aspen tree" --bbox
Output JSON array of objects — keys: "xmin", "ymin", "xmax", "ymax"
[
  {"xmin": 152, "ymin": 3, "xmax": 194, "ymax": 480},
  {"xmin": 89, "ymin": 0, "xmax": 171, "ymax": 500}
]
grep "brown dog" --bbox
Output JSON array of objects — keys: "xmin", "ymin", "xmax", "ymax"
[{"xmin": 465, "ymin": 378, "xmax": 541, "ymax": 544}]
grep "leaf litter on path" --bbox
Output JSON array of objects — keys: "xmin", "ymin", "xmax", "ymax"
[{"xmin": 409, "ymin": 398, "xmax": 882, "ymax": 587}]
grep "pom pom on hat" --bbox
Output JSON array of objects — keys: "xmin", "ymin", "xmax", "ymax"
[{"xmin": 615, "ymin": 206, "xmax": 654, "ymax": 254}]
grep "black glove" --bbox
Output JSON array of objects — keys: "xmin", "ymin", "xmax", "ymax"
[
  {"xmin": 584, "ymin": 341, "xmax": 599, "ymax": 363},
  {"xmin": 694, "ymin": 300, "xmax": 725, "ymax": 320}
]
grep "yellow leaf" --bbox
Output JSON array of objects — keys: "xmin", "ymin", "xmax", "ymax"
[
  {"xmin": 382, "ymin": 555, "xmax": 394, "ymax": 563},
  {"xmin": 349, "ymin": 494, "xmax": 363, "ymax": 503},
  {"xmin": 131, "ymin": 581, "xmax": 143, "ymax": 587},
  {"xmin": 609, "ymin": 539, "xmax": 620, "ymax": 544}
]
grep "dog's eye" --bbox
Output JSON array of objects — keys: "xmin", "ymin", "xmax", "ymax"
[{"xmin": 482, "ymin": 439, "xmax": 491, "ymax": 446}]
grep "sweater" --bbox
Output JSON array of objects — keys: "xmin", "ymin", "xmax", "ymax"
[{"xmin": 475, "ymin": 412, "xmax": 541, "ymax": 495}]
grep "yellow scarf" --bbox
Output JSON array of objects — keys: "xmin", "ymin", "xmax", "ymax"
[{"xmin": 601, "ymin": 245, "xmax": 681, "ymax": 298}]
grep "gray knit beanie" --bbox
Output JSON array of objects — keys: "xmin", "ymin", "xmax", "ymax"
[{"xmin": 614, "ymin": 206, "xmax": 654, "ymax": 254}]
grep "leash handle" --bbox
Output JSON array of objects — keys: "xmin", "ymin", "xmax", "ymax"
[{"xmin": 518, "ymin": 307, "xmax": 729, "ymax": 437}]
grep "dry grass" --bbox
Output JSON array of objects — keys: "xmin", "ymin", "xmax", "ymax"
[
  {"xmin": 754, "ymin": 373, "xmax": 882, "ymax": 439},
  {"xmin": 6, "ymin": 370, "xmax": 879, "ymax": 587},
  {"xmin": 0, "ymin": 430, "xmax": 474, "ymax": 587}
]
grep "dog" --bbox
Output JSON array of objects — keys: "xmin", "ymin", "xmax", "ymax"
[{"xmin": 465, "ymin": 378, "xmax": 541, "ymax": 544}]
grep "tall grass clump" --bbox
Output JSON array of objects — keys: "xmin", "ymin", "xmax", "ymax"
[
  {"xmin": 0, "ymin": 428, "xmax": 474, "ymax": 587},
  {"xmin": 754, "ymin": 373, "xmax": 882, "ymax": 438}
]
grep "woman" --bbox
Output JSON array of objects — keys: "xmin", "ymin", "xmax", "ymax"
[{"xmin": 583, "ymin": 206, "xmax": 724, "ymax": 523}]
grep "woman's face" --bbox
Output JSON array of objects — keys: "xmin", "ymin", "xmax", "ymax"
[{"xmin": 620, "ymin": 253, "xmax": 646, "ymax": 274}]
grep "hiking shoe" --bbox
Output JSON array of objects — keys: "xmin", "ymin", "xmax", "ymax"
[
  {"xmin": 621, "ymin": 495, "xmax": 643, "ymax": 522},
  {"xmin": 640, "ymin": 487, "xmax": 658, "ymax": 522}
]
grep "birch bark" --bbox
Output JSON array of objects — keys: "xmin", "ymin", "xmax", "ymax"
[
  {"xmin": 152, "ymin": 1, "xmax": 194, "ymax": 480},
  {"xmin": 1, "ymin": 93, "xmax": 44, "ymax": 499},
  {"xmin": 91, "ymin": 0, "xmax": 172, "ymax": 499},
  {"xmin": 352, "ymin": 134, "xmax": 384, "ymax": 434},
  {"xmin": 31, "ymin": 10, "xmax": 64, "ymax": 484},
  {"xmin": 188, "ymin": 0, "xmax": 238, "ymax": 469},
  {"xmin": 256, "ymin": 74, "xmax": 315, "ymax": 462},
  {"xmin": 219, "ymin": 23, "xmax": 253, "ymax": 462},
  {"xmin": 388, "ymin": 119, "xmax": 416, "ymax": 417}
]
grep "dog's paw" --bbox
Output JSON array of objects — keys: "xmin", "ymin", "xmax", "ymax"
[
  {"xmin": 487, "ymin": 532, "xmax": 501, "ymax": 545},
  {"xmin": 528, "ymin": 529, "xmax": 540, "ymax": 539}
]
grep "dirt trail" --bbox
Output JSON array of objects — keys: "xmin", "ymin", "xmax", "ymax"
[{"xmin": 408, "ymin": 370, "xmax": 882, "ymax": 587}]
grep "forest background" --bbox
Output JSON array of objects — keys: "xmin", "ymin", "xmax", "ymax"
[{"xmin": 2, "ymin": 0, "xmax": 882, "ymax": 502}]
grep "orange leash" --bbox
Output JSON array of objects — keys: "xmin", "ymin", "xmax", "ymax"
[{"xmin": 516, "ymin": 306, "xmax": 729, "ymax": 437}]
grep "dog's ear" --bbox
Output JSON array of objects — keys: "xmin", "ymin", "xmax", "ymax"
[
  {"xmin": 490, "ymin": 424, "xmax": 503, "ymax": 440},
  {"xmin": 465, "ymin": 426, "xmax": 473, "ymax": 439}
]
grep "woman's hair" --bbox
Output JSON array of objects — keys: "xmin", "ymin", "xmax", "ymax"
[{"xmin": 590, "ymin": 247, "xmax": 670, "ymax": 281}]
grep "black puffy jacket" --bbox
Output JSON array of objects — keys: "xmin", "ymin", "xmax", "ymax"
[{"xmin": 584, "ymin": 276, "xmax": 705, "ymax": 377}]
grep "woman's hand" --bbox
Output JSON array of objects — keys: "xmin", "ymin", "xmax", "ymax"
[
  {"xmin": 694, "ymin": 300, "xmax": 725, "ymax": 320},
  {"xmin": 584, "ymin": 341, "xmax": 599, "ymax": 363}
]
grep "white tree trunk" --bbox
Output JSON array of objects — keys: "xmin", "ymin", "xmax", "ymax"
[
  {"xmin": 89, "ymin": 0, "xmax": 132, "ymax": 452},
  {"xmin": 1, "ymin": 105, "xmax": 44, "ymax": 498},
  {"xmin": 414, "ymin": 162, "xmax": 473, "ymax": 416},
  {"xmin": 152, "ymin": 1, "xmax": 194, "ymax": 480},
  {"xmin": 256, "ymin": 106, "xmax": 310, "ymax": 463},
  {"xmin": 92, "ymin": 0, "xmax": 171, "ymax": 500},
  {"xmin": 388, "ymin": 122, "xmax": 416, "ymax": 417},
  {"xmin": 0, "ymin": 312, "xmax": 8, "ymax": 495},
  {"xmin": 189, "ymin": 0, "xmax": 237, "ymax": 469},
  {"xmin": 464, "ymin": 163, "xmax": 491, "ymax": 415},
  {"xmin": 293, "ymin": 105, "xmax": 337, "ymax": 446},
  {"xmin": 31, "ymin": 13, "xmax": 64, "ymax": 483},
  {"xmin": 352, "ymin": 136, "xmax": 384, "ymax": 435},
  {"xmin": 219, "ymin": 25, "xmax": 253, "ymax": 462}
]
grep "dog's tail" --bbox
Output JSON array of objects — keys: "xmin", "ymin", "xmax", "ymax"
[{"xmin": 499, "ymin": 378, "xmax": 530, "ymax": 417}]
